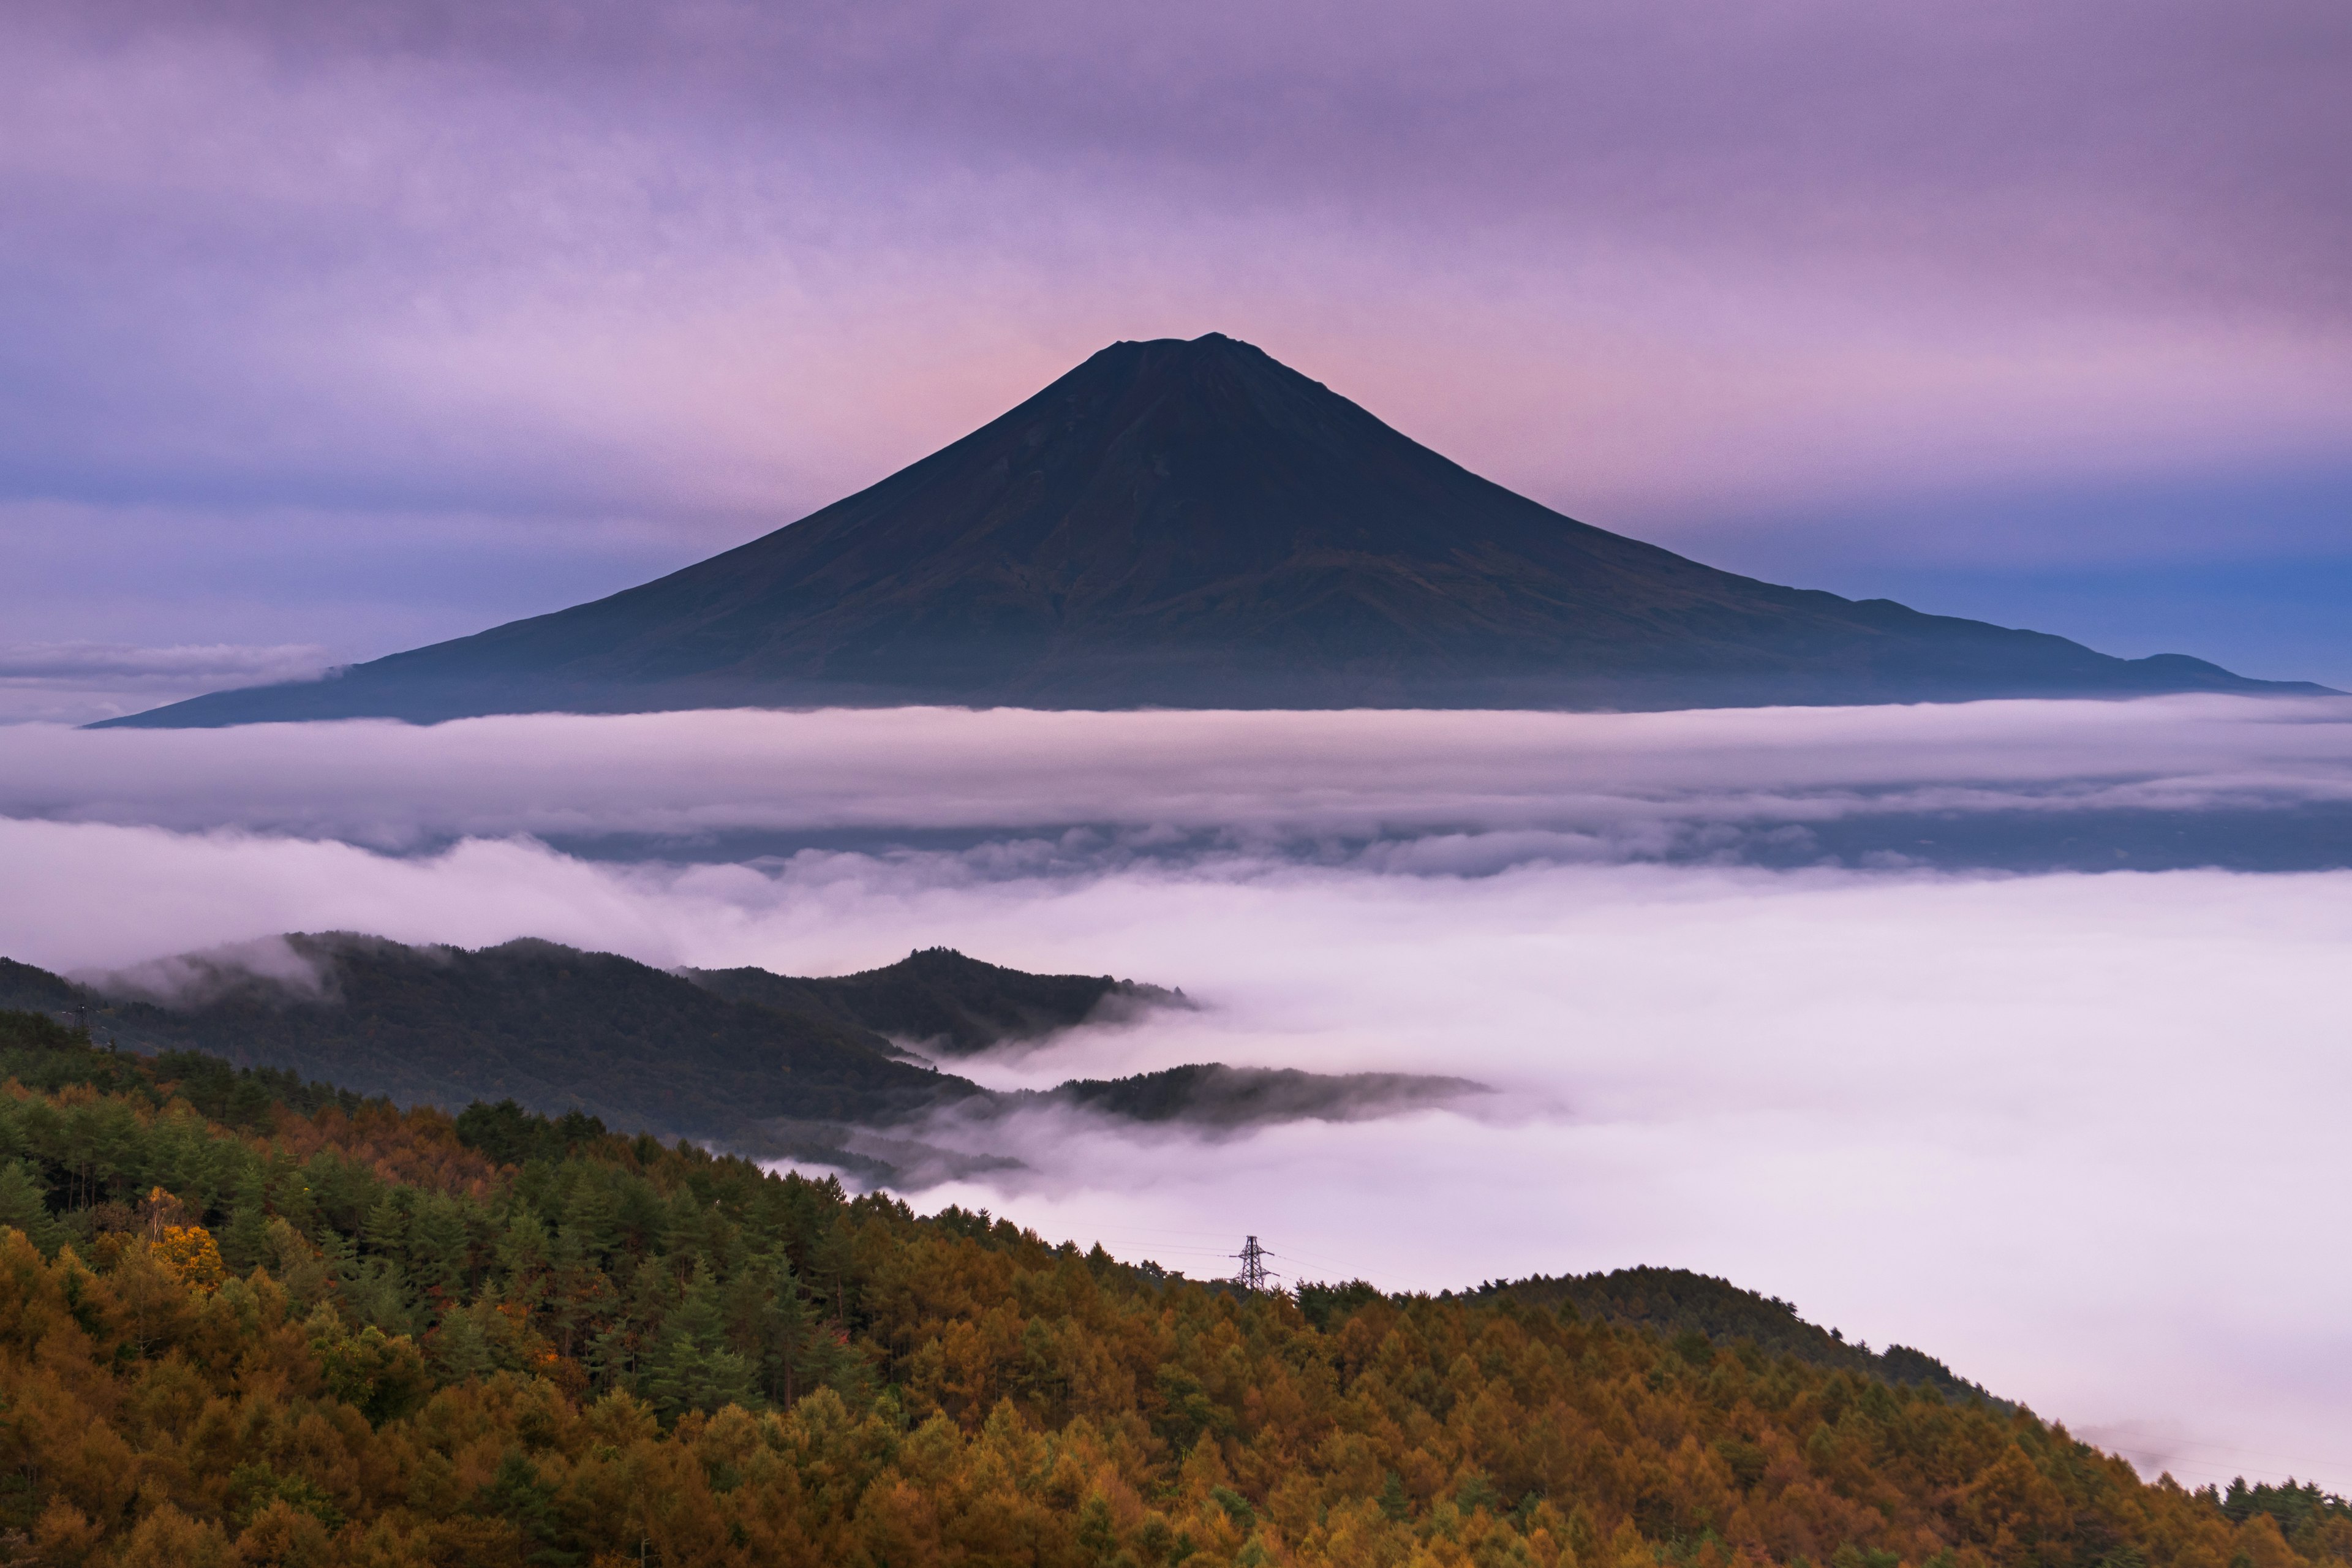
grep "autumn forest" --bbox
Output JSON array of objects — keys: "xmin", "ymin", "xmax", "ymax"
[{"xmin": 0, "ymin": 1004, "xmax": 2343, "ymax": 1568}]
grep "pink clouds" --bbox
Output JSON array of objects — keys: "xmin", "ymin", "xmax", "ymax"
[
  {"xmin": 0, "ymin": 0, "xmax": 2343, "ymax": 539},
  {"xmin": 2, "ymin": 0, "xmax": 2344, "ymax": 692}
]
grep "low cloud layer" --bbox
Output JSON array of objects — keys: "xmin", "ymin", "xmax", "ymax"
[
  {"xmin": 3, "ymin": 697, "xmax": 2350, "ymax": 869},
  {"xmin": 1, "ymin": 700, "xmax": 2348, "ymax": 1490}
]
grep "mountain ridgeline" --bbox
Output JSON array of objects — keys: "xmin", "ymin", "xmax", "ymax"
[
  {"xmin": 1, "ymin": 1008, "xmax": 2346, "ymax": 1567},
  {"xmin": 0, "ymin": 938, "xmax": 1470, "ymax": 1179},
  {"xmin": 686, "ymin": 946, "xmax": 1185, "ymax": 1057},
  {"xmin": 98, "ymin": 334, "xmax": 2328, "ymax": 727}
]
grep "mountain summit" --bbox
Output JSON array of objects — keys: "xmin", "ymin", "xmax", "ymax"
[{"xmin": 103, "ymin": 333, "xmax": 2324, "ymax": 725}]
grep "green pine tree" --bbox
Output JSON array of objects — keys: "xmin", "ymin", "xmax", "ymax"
[
  {"xmin": 497, "ymin": 1205, "xmax": 552, "ymax": 1310},
  {"xmin": 646, "ymin": 1259, "xmax": 756, "ymax": 1419},
  {"xmin": 761, "ymin": 1251, "xmax": 820, "ymax": 1408},
  {"xmin": 409, "ymin": 1192, "xmax": 469, "ymax": 1303},
  {"xmin": 218, "ymin": 1167, "xmax": 271, "ymax": 1273},
  {"xmin": 0, "ymin": 1158, "xmax": 58, "ymax": 1253}
]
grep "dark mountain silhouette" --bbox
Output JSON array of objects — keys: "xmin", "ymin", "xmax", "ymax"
[
  {"xmin": 1012, "ymin": 1061, "xmax": 1482, "ymax": 1129},
  {"xmin": 99, "ymin": 333, "xmax": 2328, "ymax": 726},
  {"xmin": 0, "ymin": 936, "xmax": 968, "ymax": 1166},
  {"xmin": 0, "ymin": 937, "xmax": 1456, "ymax": 1180}
]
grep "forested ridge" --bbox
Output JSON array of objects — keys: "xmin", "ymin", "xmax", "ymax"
[
  {"xmin": 0, "ymin": 940, "xmax": 1449, "ymax": 1182},
  {"xmin": 0, "ymin": 939, "xmax": 987, "ymax": 1167},
  {"xmin": 0, "ymin": 1006, "xmax": 2344, "ymax": 1568},
  {"xmin": 1471, "ymin": 1273, "xmax": 1999, "ymax": 1408}
]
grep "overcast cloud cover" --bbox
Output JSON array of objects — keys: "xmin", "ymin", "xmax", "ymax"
[
  {"xmin": 3, "ymin": 702, "xmax": 2352, "ymax": 1491},
  {"xmin": 1, "ymin": 0, "xmax": 2347, "ymax": 701}
]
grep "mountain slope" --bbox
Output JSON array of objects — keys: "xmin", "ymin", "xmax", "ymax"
[{"xmin": 100, "ymin": 334, "xmax": 2328, "ymax": 726}]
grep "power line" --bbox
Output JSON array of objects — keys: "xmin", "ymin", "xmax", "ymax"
[{"xmin": 1233, "ymin": 1235, "xmax": 1276, "ymax": 1292}]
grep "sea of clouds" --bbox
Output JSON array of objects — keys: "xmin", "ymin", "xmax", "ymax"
[
  {"xmin": 4, "ymin": 696, "xmax": 2351, "ymax": 1491},
  {"xmin": 6, "ymin": 695, "xmax": 2352, "ymax": 859}
]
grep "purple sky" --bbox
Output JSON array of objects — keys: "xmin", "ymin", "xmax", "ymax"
[{"xmin": 1, "ymin": 0, "xmax": 2347, "ymax": 717}]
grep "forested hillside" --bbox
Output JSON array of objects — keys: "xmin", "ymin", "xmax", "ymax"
[
  {"xmin": 1, "ymin": 1005, "xmax": 2345, "ymax": 1568},
  {"xmin": 1476, "ymin": 1270, "xmax": 2000, "ymax": 1407}
]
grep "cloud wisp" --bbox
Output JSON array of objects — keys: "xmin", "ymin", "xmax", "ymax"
[
  {"xmin": 0, "ymin": 641, "xmax": 336, "ymax": 723},
  {"xmin": 80, "ymin": 933, "xmax": 337, "ymax": 1008}
]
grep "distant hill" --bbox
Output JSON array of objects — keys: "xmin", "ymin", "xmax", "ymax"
[
  {"xmin": 97, "ymin": 333, "xmax": 2331, "ymax": 726},
  {"xmin": 1017, "ymin": 1062, "xmax": 1482, "ymax": 1128},
  {"xmin": 0, "ymin": 937, "xmax": 1463, "ymax": 1178},
  {"xmin": 0, "ymin": 957, "xmax": 79, "ymax": 1012}
]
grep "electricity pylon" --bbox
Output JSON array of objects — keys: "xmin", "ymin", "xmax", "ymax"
[{"xmin": 1234, "ymin": 1235, "xmax": 1273, "ymax": 1291}]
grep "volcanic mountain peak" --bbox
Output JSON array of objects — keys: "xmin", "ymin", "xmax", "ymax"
[{"xmin": 100, "ymin": 333, "xmax": 2328, "ymax": 726}]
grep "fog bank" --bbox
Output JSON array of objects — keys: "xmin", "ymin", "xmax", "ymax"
[{"xmin": 4, "ymin": 697, "xmax": 2351, "ymax": 870}]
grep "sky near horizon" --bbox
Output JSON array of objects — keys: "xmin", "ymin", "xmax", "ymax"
[{"xmin": 1, "ymin": 0, "xmax": 2348, "ymax": 720}]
